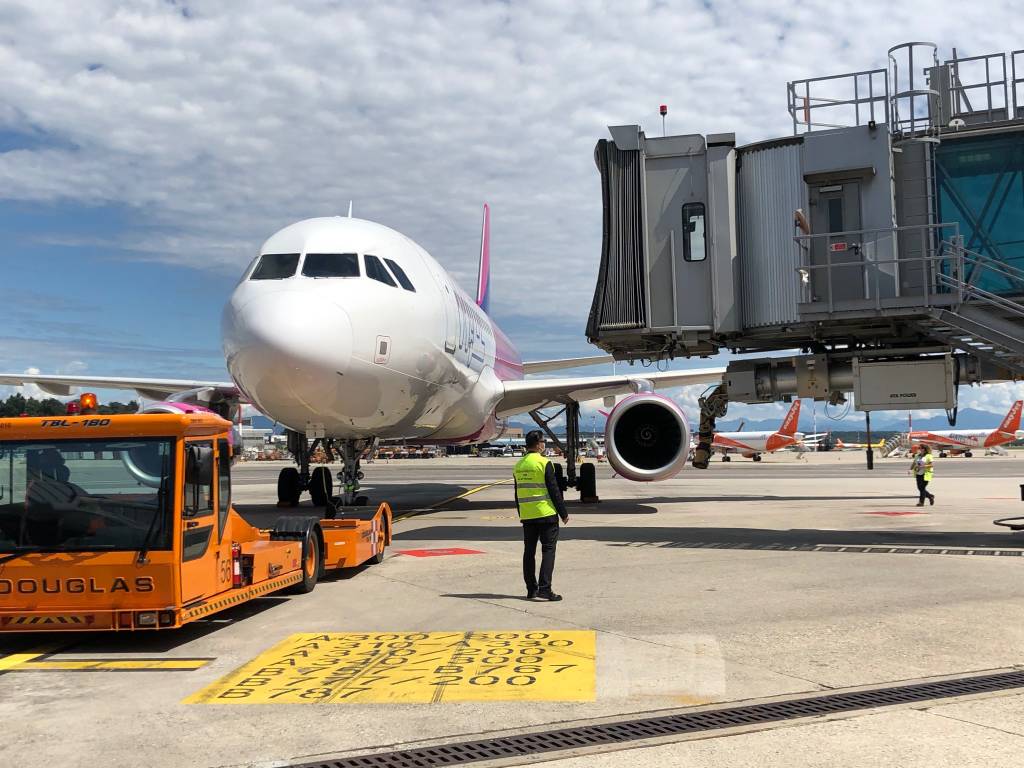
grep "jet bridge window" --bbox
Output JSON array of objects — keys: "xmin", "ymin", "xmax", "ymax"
[
  {"xmin": 302, "ymin": 253, "xmax": 360, "ymax": 278},
  {"xmin": 364, "ymin": 254, "xmax": 397, "ymax": 287},
  {"xmin": 384, "ymin": 258, "xmax": 416, "ymax": 292},
  {"xmin": 681, "ymin": 203, "xmax": 706, "ymax": 262},
  {"xmin": 250, "ymin": 253, "xmax": 300, "ymax": 280}
]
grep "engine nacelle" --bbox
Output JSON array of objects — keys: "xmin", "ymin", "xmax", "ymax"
[
  {"xmin": 122, "ymin": 402, "xmax": 241, "ymax": 488},
  {"xmin": 604, "ymin": 393, "xmax": 690, "ymax": 482}
]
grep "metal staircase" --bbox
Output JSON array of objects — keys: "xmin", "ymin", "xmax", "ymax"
[
  {"xmin": 881, "ymin": 433, "xmax": 908, "ymax": 458},
  {"xmin": 916, "ymin": 241, "xmax": 1024, "ymax": 377}
]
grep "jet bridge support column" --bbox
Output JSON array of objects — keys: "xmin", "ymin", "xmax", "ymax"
[{"xmin": 692, "ymin": 384, "xmax": 729, "ymax": 469}]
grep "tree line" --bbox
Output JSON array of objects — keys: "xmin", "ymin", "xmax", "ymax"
[{"xmin": 0, "ymin": 394, "xmax": 138, "ymax": 417}]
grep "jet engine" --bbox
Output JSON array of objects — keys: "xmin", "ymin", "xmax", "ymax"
[{"xmin": 604, "ymin": 393, "xmax": 690, "ymax": 482}]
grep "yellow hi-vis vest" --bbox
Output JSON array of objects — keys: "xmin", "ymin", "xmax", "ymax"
[
  {"xmin": 514, "ymin": 452, "xmax": 558, "ymax": 521},
  {"xmin": 915, "ymin": 453, "xmax": 934, "ymax": 481}
]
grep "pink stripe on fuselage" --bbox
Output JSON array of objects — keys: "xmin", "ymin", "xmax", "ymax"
[{"xmin": 491, "ymin": 320, "xmax": 523, "ymax": 381}]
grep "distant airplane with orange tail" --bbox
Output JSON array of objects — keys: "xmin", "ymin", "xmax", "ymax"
[
  {"xmin": 712, "ymin": 400, "xmax": 802, "ymax": 462},
  {"xmin": 910, "ymin": 400, "xmax": 1023, "ymax": 457}
]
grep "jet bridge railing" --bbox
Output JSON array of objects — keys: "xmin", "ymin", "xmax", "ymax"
[
  {"xmin": 787, "ymin": 67, "xmax": 889, "ymax": 134},
  {"xmin": 938, "ymin": 241, "xmax": 1024, "ymax": 318},
  {"xmin": 946, "ymin": 50, "xmax": 1011, "ymax": 124},
  {"xmin": 793, "ymin": 223, "xmax": 962, "ymax": 315},
  {"xmin": 1012, "ymin": 50, "xmax": 1024, "ymax": 118}
]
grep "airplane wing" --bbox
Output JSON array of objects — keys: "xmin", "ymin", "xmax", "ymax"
[
  {"xmin": 521, "ymin": 355, "xmax": 614, "ymax": 375},
  {"xmin": 497, "ymin": 367, "xmax": 725, "ymax": 417},
  {"xmin": 0, "ymin": 373, "xmax": 241, "ymax": 403}
]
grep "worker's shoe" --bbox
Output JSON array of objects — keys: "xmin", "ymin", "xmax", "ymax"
[
  {"xmin": 916, "ymin": 501, "xmax": 925, "ymax": 507},
  {"xmin": 535, "ymin": 591, "xmax": 562, "ymax": 602},
  {"xmin": 929, "ymin": 495, "xmax": 935, "ymax": 506},
  {"xmin": 526, "ymin": 590, "xmax": 537, "ymax": 600}
]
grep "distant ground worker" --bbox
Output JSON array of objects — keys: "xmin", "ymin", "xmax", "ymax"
[
  {"xmin": 909, "ymin": 444, "xmax": 936, "ymax": 506},
  {"xmin": 513, "ymin": 430, "xmax": 569, "ymax": 601}
]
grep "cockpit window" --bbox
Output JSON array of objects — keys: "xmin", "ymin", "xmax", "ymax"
[
  {"xmin": 250, "ymin": 253, "xmax": 299, "ymax": 280},
  {"xmin": 384, "ymin": 258, "xmax": 416, "ymax": 292},
  {"xmin": 302, "ymin": 253, "xmax": 360, "ymax": 278},
  {"xmin": 364, "ymin": 254, "xmax": 397, "ymax": 287}
]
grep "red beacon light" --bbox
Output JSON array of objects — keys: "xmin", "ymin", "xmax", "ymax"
[
  {"xmin": 66, "ymin": 400, "xmax": 81, "ymax": 415},
  {"xmin": 78, "ymin": 392, "xmax": 99, "ymax": 415}
]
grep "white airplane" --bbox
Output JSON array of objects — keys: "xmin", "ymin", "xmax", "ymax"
[
  {"xmin": 909, "ymin": 400, "xmax": 1023, "ymax": 457},
  {"xmin": 0, "ymin": 206, "xmax": 725, "ymax": 507},
  {"xmin": 711, "ymin": 400, "xmax": 802, "ymax": 461}
]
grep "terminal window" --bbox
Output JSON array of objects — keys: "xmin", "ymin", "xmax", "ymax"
[{"xmin": 682, "ymin": 203, "xmax": 706, "ymax": 262}]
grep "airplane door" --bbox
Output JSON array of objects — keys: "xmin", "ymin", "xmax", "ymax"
[
  {"xmin": 180, "ymin": 440, "xmax": 218, "ymax": 604},
  {"xmin": 442, "ymin": 282, "xmax": 458, "ymax": 354}
]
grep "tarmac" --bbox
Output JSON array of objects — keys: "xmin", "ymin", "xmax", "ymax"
[{"xmin": 2, "ymin": 451, "xmax": 1024, "ymax": 767}]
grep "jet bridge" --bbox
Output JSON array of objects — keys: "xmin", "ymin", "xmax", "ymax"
[{"xmin": 587, "ymin": 41, "xmax": 1024, "ymax": 432}]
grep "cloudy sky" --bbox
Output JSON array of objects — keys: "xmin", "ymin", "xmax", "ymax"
[{"xmin": 0, "ymin": 0, "xmax": 1020, "ymax": 424}]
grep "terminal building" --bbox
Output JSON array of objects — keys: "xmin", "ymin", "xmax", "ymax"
[{"xmin": 586, "ymin": 43, "xmax": 1023, "ymax": 441}]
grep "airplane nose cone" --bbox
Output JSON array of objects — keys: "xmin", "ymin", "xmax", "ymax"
[{"xmin": 223, "ymin": 290, "xmax": 352, "ymax": 421}]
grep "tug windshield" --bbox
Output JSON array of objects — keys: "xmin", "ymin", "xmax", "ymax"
[{"xmin": 0, "ymin": 438, "xmax": 174, "ymax": 553}]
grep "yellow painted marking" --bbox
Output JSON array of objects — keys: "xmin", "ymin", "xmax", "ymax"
[
  {"xmin": 0, "ymin": 643, "xmax": 61, "ymax": 671},
  {"xmin": 0, "ymin": 651, "xmax": 49, "ymax": 670},
  {"xmin": 185, "ymin": 630, "xmax": 595, "ymax": 704},
  {"xmin": 17, "ymin": 658, "xmax": 210, "ymax": 671}
]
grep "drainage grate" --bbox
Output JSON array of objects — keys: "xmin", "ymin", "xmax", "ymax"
[{"xmin": 288, "ymin": 669, "xmax": 1024, "ymax": 768}]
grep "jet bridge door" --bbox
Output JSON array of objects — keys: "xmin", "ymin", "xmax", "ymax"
[{"xmin": 809, "ymin": 181, "xmax": 862, "ymax": 304}]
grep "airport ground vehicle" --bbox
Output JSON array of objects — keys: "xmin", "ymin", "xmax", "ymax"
[{"xmin": 0, "ymin": 403, "xmax": 391, "ymax": 632}]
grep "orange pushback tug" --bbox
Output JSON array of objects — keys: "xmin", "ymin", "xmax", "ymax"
[{"xmin": 0, "ymin": 406, "xmax": 391, "ymax": 631}]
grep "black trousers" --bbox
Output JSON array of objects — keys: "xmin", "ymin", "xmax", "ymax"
[
  {"xmin": 915, "ymin": 474, "xmax": 933, "ymax": 503},
  {"xmin": 522, "ymin": 516, "xmax": 559, "ymax": 593}
]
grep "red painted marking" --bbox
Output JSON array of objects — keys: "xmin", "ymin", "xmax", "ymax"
[
  {"xmin": 863, "ymin": 511, "xmax": 926, "ymax": 517},
  {"xmin": 397, "ymin": 548, "xmax": 485, "ymax": 558}
]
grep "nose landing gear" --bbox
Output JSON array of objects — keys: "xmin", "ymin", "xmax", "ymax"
[
  {"xmin": 276, "ymin": 430, "xmax": 372, "ymax": 512},
  {"xmin": 336, "ymin": 439, "xmax": 369, "ymax": 509}
]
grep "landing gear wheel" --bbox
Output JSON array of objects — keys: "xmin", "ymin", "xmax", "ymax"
[
  {"xmin": 722, "ymin": 455, "xmax": 731, "ymax": 462},
  {"xmin": 965, "ymin": 451, "xmax": 973, "ymax": 458},
  {"xmin": 277, "ymin": 467, "xmax": 301, "ymax": 506},
  {"xmin": 309, "ymin": 466, "xmax": 333, "ymax": 507},
  {"xmin": 752, "ymin": 454, "xmax": 762, "ymax": 462},
  {"xmin": 939, "ymin": 451, "xmax": 948, "ymax": 458},
  {"xmin": 553, "ymin": 462, "xmax": 567, "ymax": 492},
  {"xmin": 578, "ymin": 462, "xmax": 598, "ymax": 501},
  {"xmin": 288, "ymin": 530, "xmax": 321, "ymax": 594}
]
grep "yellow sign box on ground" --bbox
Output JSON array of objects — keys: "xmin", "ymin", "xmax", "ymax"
[{"xmin": 185, "ymin": 630, "xmax": 595, "ymax": 704}]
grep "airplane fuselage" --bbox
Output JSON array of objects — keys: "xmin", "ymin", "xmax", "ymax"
[
  {"xmin": 712, "ymin": 430, "xmax": 803, "ymax": 456},
  {"xmin": 910, "ymin": 428, "xmax": 1019, "ymax": 451},
  {"xmin": 221, "ymin": 217, "xmax": 522, "ymax": 442}
]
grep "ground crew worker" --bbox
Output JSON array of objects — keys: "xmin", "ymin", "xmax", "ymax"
[
  {"xmin": 909, "ymin": 444, "xmax": 935, "ymax": 506},
  {"xmin": 514, "ymin": 430, "xmax": 569, "ymax": 601}
]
